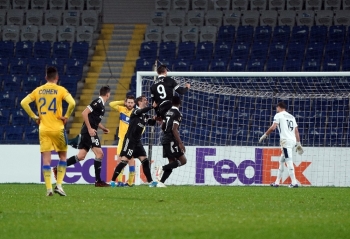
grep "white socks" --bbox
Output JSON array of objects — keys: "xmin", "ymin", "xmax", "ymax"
[
  {"xmin": 275, "ymin": 161, "xmax": 284, "ymax": 185},
  {"xmin": 286, "ymin": 160, "xmax": 297, "ymax": 185}
]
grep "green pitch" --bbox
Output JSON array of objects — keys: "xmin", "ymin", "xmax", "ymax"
[{"xmin": 0, "ymin": 184, "xmax": 349, "ymax": 239}]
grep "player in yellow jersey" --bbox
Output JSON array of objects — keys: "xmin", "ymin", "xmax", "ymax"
[
  {"xmin": 109, "ymin": 95, "xmax": 136, "ymax": 187},
  {"xmin": 20, "ymin": 66, "xmax": 76, "ymax": 196}
]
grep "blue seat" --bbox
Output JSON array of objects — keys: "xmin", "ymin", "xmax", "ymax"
[
  {"xmin": 303, "ymin": 58, "xmax": 321, "ymax": 71},
  {"xmin": 10, "ymin": 58, "xmax": 28, "ymax": 75},
  {"xmin": 325, "ymin": 41, "xmax": 343, "ymax": 59},
  {"xmin": 305, "ymin": 41, "xmax": 325, "ymax": 59},
  {"xmin": 158, "ymin": 58, "xmax": 173, "ymax": 69},
  {"xmin": 266, "ymin": 58, "xmax": 284, "ymax": 71},
  {"xmin": 34, "ymin": 41, "xmax": 51, "ymax": 58},
  {"xmin": 158, "ymin": 41, "xmax": 176, "ymax": 60},
  {"xmin": 196, "ymin": 41, "xmax": 213, "ymax": 60},
  {"xmin": 66, "ymin": 58, "xmax": 84, "ymax": 76},
  {"xmin": 139, "ymin": 41, "xmax": 157, "ymax": 60},
  {"xmin": 28, "ymin": 58, "xmax": 46, "ymax": 75},
  {"xmin": 24, "ymin": 125, "xmax": 39, "ymax": 142},
  {"xmin": 0, "ymin": 58, "xmax": 9, "ymax": 74},
  {"xmin": 284, "ymin": 58, "xmax": 302, "ymax": 71},
  {"xmin": 177, "ymin": 41, "xmax": 195, "ymax": 60},
  {"xmin": 60, "ymin": 74, "xmax": 79, "ymax": 84},
  {"xmin": 11, "ymin": 108, "xmax": 30, "ymax": 125},
  {"xmin": 60, "ymin": 81, "xmax": 77, "ymax": 96},
  {"xmin": 251, "ymin": 42, "xmax": 269, "ymax": 60},
  {"xmin": 3, "ymin": 75, "xmax": 22, "ymax": 91},
  {"xmin": 15, "ymin": 41, "xmax": 33, "ymax": 58},
  {"xmin": 22, "ymin": 75, "xmax": 41, "ymax": 92},
  {"xmin": 5, "ymin": 125, "xmax": 24, "ymax": 142},
  {"xmin": 272, "ymin": 26, "xmax": 290, "ymax": 43},
  {"xmin": 269, "ymin": 42, "xmax": 287, "ymax": 59},
  {"xmin": 214, "ymin": 40, "xmax": 232, "ymax": 59},
  {"xmin": 0, "ymin": 126, "xmax": 4, "ymax": 142},
  {"xmin": 228, "ymin": 58, "xmax": 247, "ymax": 71},
  {"xmin": 71, "ymin": 42, "xmax": 89, "ymax": 63},
  {"xmin": 247, "ymin": 58, "xmax": 265, "ymax": 71},
  {"xmin": 0, "ymin": 109, "xmax": 10, "ymax": 125},
  {"xmin": 236, "ymin": 25, "xmax": 254, "ymax": 43},
  {"xmin": 210, "ymin": 58, "xmax": 228, "ymax": 71},
  {"xmin": 232, "ymin": 42, "xmax": 250, "ymax": 59},
  {"xmin": 254, "ymin": 25, "xmax": 272, "ymax": 43},
  {"xmin": 46, "ymin": 58, "xmax": 65, "ymax": 75},
  {"xmin": 287, "ymin": 41, "xmax": 306, "ymax": 59},
  {"xmin": 192, "ymin": 58, "xmax": 209, "ymax": 71},
  {"xmin": 173, "ymin": 58, "xmax": 191, "ymax": 71},
  {"xmin": 217, "ymin": 25, "xmax": 235, "ymax": 42},
  {"xmin": 291, "ymin": 25, "xmax": 309, "ymax": 43},
  {"xmin": 0, "ymin": 91, "xmax": 16, "ymax": 108},
  {"xmin": 135, "ymin": 58, "xmax": 153, "ymax": 71},
  {"xmin": 309, "ymin": 25, "xmax": 327, "ymax": 43},
  {"xmin": 53, "ymin": 41, "xmax": 70, "ymax": 59},
  {"xmin": 323, "ymin": 58, "xmax": 340, "ymax": 71},
  {"xmin": 329, "ymin": 25, "xmax": 346, "ymax": 43},
  {"xmin": 0, "ymin": 41, "xmax": 14, "ymax": 58}
]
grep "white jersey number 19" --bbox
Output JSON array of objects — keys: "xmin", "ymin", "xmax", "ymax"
[{"xmin": 286, "ymin": 120, "xmax": 294, "ymax": 131}]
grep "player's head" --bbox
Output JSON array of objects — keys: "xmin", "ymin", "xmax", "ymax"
[
  {"xmin": 276, "ymin": 101, "xmax": 287, "ymax": 113},
  {"xmin": 100, "ymin": 85, "xmax": 111, "ymax": 100},
  {"xmin": 157, "ymin": 65, "xmax": 167, "ymax": 76},
  {"xmin": 135, "ymin": 95, "xmax": 148, "ymax": 108},
  {"xmin": 172, "ymin": 95, "xmax": 181, "ymax": 107},
  {"xmin": 125, "ymin": 95, "xmax": 135, "ymax": 110},
  {"xmin": 45, "ymin": 66, "xmax": 59, "ymax": 83}
]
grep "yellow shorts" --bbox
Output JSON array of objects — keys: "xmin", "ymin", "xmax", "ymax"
[
  {"xmin": 117, "ymin": 138, "xmax": 124, "ymax": 155},
  {"xmin": 39, "ymin": 129, "xmax": 68, "ymax": 152}
]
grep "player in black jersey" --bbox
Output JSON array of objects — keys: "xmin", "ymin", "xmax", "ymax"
[
  {"xmin": 110, "ymin": 95, "xmax": 159, "ymax": 187},
  {"xmin": 150, "ymin": 65, "xmax": 190, "ymax": 123},
  {"xmin": 53, "ymin": 86, "xmax": 111, "ymax": 187},
  {"xmin": 155, "ymin": 96, "xmax": 187, "ymax": 187}
]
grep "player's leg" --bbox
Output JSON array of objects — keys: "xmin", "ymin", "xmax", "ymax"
[
  {"xmin": 271, "ymin": 155, "xmax": 285, "ymax": 187},
  {"xmin": 39, "ymin": 130, "xmax": 54, "ymax": 196},
  {"xmin": 110, "ymin": 138, "xmax": 133, "ymax": 187},
  {"xmin": 116, "ymin": 139, "xmax": 125, "ymax": 186},
  {"xmin": 91, "ymin": 146, "xmax": 109, "ymax": 187},
  {"xmin": 135, "ymin": 142, "xmax": 157, "ymax": 186},
  {"xmin": 126, "ymin": 158, "xmax": 136, "ymax": 187},
  {"xmin": 283, "ymin": 147, "xmax": 298, "ymax": 187}
]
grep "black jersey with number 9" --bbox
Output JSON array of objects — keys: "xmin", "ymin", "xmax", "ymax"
[{"xmin": 150, "ymin": 76, "xmax": 180, "ymax": 105}]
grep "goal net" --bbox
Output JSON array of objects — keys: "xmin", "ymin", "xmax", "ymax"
[{"xmin": 136, "ymin": 71, "xmax": 350, "ymax": 187}]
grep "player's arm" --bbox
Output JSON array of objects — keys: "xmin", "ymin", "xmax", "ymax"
[
  {"xmin": 147, "ymin": 115, "xmax": 157, "ymax": 126},
  {"xmin": 259, "ymin": 117, "xmax": 279, "ymax": 143},
  {"xmin": 98, "ymin": 123, "xmax": 109, "ymax": 134},
  {"xmin": 81, "ymin": 107, "xmax": 96, "ymax": 136},
  {"xmin": 20, "ymin": 95, "xmax": 39, "ymax": 122},
  {"xmin": 59, "ymin": 94, "xmax": 76, "ymax": 124},
  {"xmin": 295, "ymin": 127, "xmax": 304, "ymax": 155},
  {"xmin": 134, "ymin": 106, "xmax": 153, "ymax": 115},
  {"xmin": 172, "ymin": 123, "xmax": 185, "ymax": 153},
  {"xmin": 109, "ymin": 100, "xmax": 124, "ymax": 112},
  {"xmin": 174, "ymin": 82, "xmax": 190, "ymax": 95}
]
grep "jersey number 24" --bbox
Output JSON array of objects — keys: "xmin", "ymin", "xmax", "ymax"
[{"xmin": 39, "ymin": 97, "xmax": 57, "ymax": 115}]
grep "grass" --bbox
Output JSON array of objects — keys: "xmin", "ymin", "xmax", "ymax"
[{"xmin": 0, "ymin": 184, "xmax": 349, "ymax": 239}]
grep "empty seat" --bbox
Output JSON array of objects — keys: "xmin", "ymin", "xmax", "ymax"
[
  {"xmin": 0, "ymin": 9, "xmax": 6, "ymax": 25},
  {"xmin": 53, "ymin": 41, "xmax": 70, "ymax": 58},
  {"xmin": 13, "ymin": 0, "xmax": 28, "ymax": 9},
  {"xmin": 343, "ymin": 0, "xmax": 350, "ymax": 10},
  {"xmin": 76, "ymin": 25, "xmax": 93, "ymax": 46},
  {"xmin": 139, "ymin": 41, "xmax": 158, "ymax": 59},
  {"xmin": 232, "ymin": 42, "xmax": 250, "ymax": 59},
  {"xmin": 325, "ymin": 41, "xmax": 343, "ymax": 59},
  {"xmin": 66, "ymin": 58, "xmax": 84, "ymax": 76},
  {"xmin": 210, "ymin": 58, "xmax": 228, "ymax": 71},
  {"xmin": 7, "ymin": 10, "xmax": 24, "ymax": 25},
  {"xmin": 196, "ymin": 41, "xmax": 213, "ymax": 59},
  {"xmin": 251, "ymin": 42, "xmax": 269, "ymax": 60},
  {"xmin": 278, "ymin": 10, "xmax": 296, "ymax": 26},
  {"xmin": 305, "ymin": 41, "xmax": 325, "ymax": 59},
  {"xmin": 81, "ymin": 10, "xmax": 98, "ymax": 31},
  {"xmin": 309, "ymin": 25, "xmax": 327, "ymax": 43},
  {"xmin": 288, "ymin": 41, "xmax": 306, "ymax": 59},
  {"xmin": 168, "ymin": 10, "xmax": 186, "ymax": 26},
  {"xmin": 0, "ymin": 0, "xmax": 10, "ymax": 9},
  {"xmin": 272, "ymin": 25, "xmax": 291, "ymax": 42},
  {"xmin": 235, "ymin": 25, "xmax": 254, "ymax": 43},
  {"xmin": 10, "ymin": 58, "xmax": 28, "ymax": 74},
  {"xmin": 315, "ymin": 10, "xmax": 333, "ymax": 26},
  {"xmin": 71, "ymin": 41, "xmax": 89, "ymax": 62},
  {"xmin": 214, "ymin": 0, "xmax": 230, "ymax": 10},
  {"xmin": 191, "ymin": 0, "xmax": 208, "ymax": 10},
  {"xmin": 287, "ymin": 0, "xmax": 303, "ymax": 10},
  {"xmin": 46, "ymin": 58, "xmax": 65, "ymax": 75},
  {"xmin": 15, "ymin": 41, "xmax": 33, "ymax": 58},
  {"xmin": 223, "ymin": 10, "xmax": 241, "ymax": 27},
  {"xmin": 260, "ymin": 10, "xmax": 278, "ymax": 27},
  {"xmin": 269, "ymin": 42, "xmax": 287, "ymax": 59},
  {"xmin": 150, "ymin": 10, "xmax": 167, "ymax": 26},
  {"xmin": 291, "ymin": 25, "xmax": 309, "ymax": 43},
  {"xmin": 187, "ymin": 10, "xmax": 205, "ymax": 26},
  {"xmin": 284, "ymin": 58, "xmax": 302, "ymax": 71},
  {"xmin": 162, "ymin": 26, "xmax": 181, "ymax": 45},
  {"xmin": 254, "ymin": 25, "xmax": 272, "ymax": 43},
  {"xmin": 266, "ymin": 58, "xmax": 284, "ymax": 71},
  {"xmin": 26, "ymin": 9, "xmax": 44, "ymax": 25},
  {"xmin": 0, "ymin": 92, "xmax": 16, "ymax": 108},
  {"xmin": 206, "ymin": 10, "xmax": 223, "ymax": 27},
  {"xmin": 0, "ymin": 41, "xmax": 14, "ymax": 58},
  {"xmin": 34, "ymin": 41, "xmax": 51, "ymax": 58},
  {"xmin": 136, "ymin": 58, "xmax": 153, "ymax": 71},
  {"xmin": 172, "ymin": 0, "xmax": 190, "ymax": 10},
  {"xmin": 181, "ymin": 26, "xmax": 199, "ymax": 44},
  {"xmin": 328, "ymin": 25, "xmax": 346, "ymax": 43},
  {"xmin": 21, "ymin": 25, "xmax": 39, "ymax": 42},
  {"xmin": 251, "ymin": 0, "xmax": 267, "ymax": 10},
  {"xmin": 323, "ymin": 58, "xmax": 340, "ymax": 71},
  {"xmin": 0, "ymin": 58, "xmax": 9, "ymax": 74},
  {"xmin": 5, "ymin": 125, "xmax": 24, "ymax": 141},
  {"xmin": 247, "ymin": 58, "xmax": 265, "ymax": 71},
  {"xmin": 155, "ymin": 0, "xmax": 171, "ymax": 10},
  {"xmin": 303, "ymin": 58, "xmax": 321, "ymax": 71},
  {"xmin": 177, "ymin": 41, "xmax": 195, "ymax": 59},
  {"xmin": 158, "ymin": 41, "xmax": 176, "ymax": 59},
  {"xmin": 2, "ymin": 25, "xmax": 20, "ymax": 42},
  {"xmin": 39, "ymin": 25, "xmax": 57, "ymax": 42},
  {"xmin": 192, "ymin": 58, "xmax": 209, "ymax": 71},
  {"xmin": 0, "ymin": 109, "xmax": 10, "ymax": 125},
  {"xmin": 49, "ymin": 0, "xmax": 66, "ymax": 9},
  {"xmin": 145, "ymin": 25, "xmax": 162, "ymax": 43},
  {"xmin": 68, "ymin": 0, "xmax": 84, "ymax": 10},
  {"xmin": 199, "ymin": 26, "xmax": 217, "ymax": 43},
  {"xmin": 296, "ymin": 10, "xmax": 315, "ymax": 27},
  {"xmin": 268, "ymin": 0, "xmax": 286, "ymax": 10},
  {"xmin": 24, "ymin": 125, "xmax": 39, "ymax": 141},
  {"xmin": 45, "ymin": 10, "xmax": 62, "ymax": 25},
  {"xmin": 214, "ymin": 40, "xmax": 232, "ymax": 59},
  {"xmin": 334, "ymin": 10, "xmax": 350, "ymax": 25},
  {"xmin": 305, "ymin": 0, "xmax": 322, "ymax": 10},
  {"xmin": 241, "ymin": 10, "xmax": 259, "ymax": 26},
  {"xmin": 11, "ymin": 109, "xmax": 30, "ymax": 125},
  {"xmin": 232, "ymin": 0, "xmax": 249, "ymax": 10},
  {"xmin": 63, "ymin": 10, "xmax": 80, "ymax": 26},
  {"xmin": 325, "ymin": 0, "xmax": 341, "ymax": 10},
  {"xmin": 173, "ymin": 58, "xmax": 191, "ymax": 71},
  {"xmin": 3, "ymin": 74, "xmax": 22, "ymax": 91},
  {"xmin": 22, "ymin": 74, "xmax": 42, "ymax": 92},
  {"xmin": 31, "ymin": 0, "xmax": 48, "ymax": 9},
  {"xmin": 58, "ymin": 25, "xmax": 75, "ymax": 42},
  {"xmin": 28, "ymin": 58, "xmax": 46, "ymax": 75}
]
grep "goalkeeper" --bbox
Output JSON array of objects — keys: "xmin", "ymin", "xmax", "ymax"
[{"xmin": 259, "ymin": 102, "xmax": 304, "ymax": 188}]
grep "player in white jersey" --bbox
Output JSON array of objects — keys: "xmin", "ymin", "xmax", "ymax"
[{"xmin": 259, "ymin": 102, "xmax": 304, "ymax": 188}]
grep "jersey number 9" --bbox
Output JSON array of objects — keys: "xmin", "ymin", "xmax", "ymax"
[
  {"xmin": 39, "ymin": 97, "xmax": 57, "ymax": 115},
  {"xmin": 157, "ymin": 85, "xmax": 167, "ymax": 99}
]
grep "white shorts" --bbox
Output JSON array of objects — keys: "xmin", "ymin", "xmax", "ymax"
[{"xmin": 280, "ymin": 139, "xmax": 296, "ymax": 162}]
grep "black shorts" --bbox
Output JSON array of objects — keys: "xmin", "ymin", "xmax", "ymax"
[
  {"xmin": 163, "ymin": 141, "xmax": 184, "ymax": 159},
  {"xmin": 78, "ymin": 133, "xmax": 101, "ymax": 151},
  {"xmin": 158, "ymin": 100, "xmax": 172, "ymax": 120},
  {"xmin": 120, "ymin": 138, "xmax": 147, "ymax": 159}
]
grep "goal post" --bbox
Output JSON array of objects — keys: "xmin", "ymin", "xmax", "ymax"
[{"xmin": 136, "ymin": 71, "xmax": 350, "ymax": 187}]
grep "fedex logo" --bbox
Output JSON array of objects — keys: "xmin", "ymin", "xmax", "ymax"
[{"xmin": 196, "ymin": 148, "xmax": 311, "ymax": 185}]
